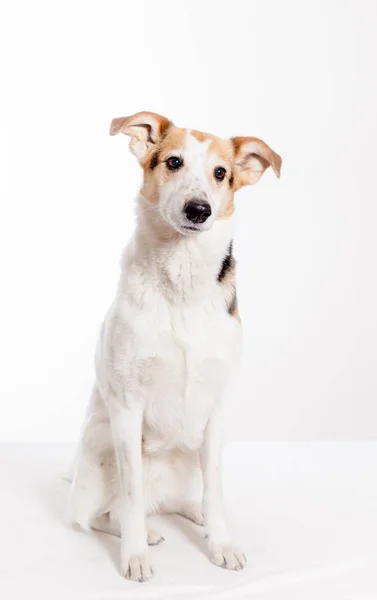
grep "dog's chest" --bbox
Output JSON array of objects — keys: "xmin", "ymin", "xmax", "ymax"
[{"xmin": 132, "ymin": 296, "xmax": 240, "ymax": 452}]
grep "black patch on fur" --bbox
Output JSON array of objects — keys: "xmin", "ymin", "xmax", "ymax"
[
  {"xmin": 217, "ymin": 242, "xmax": 234, "ymax": 282},
  {"xmin": 229, "ymin": 172, "xmax": 234, "ymax": 188},
  {"xmin": 228, "ymin": 291, "xmax": 238, "ymax": 316},
  {"xmin": 149, "ymin": 151, "xmax": 159, "ymax": 170}
]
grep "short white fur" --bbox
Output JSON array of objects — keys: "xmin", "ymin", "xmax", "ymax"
[{"xmin": 68, "ymin": 129, "xmax": 247, "ymax": 582}]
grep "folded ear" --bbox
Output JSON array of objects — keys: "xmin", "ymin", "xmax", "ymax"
[
  {"xmin": 231, "ymin": 137, "xmax": 282, "ymax": 186},
  {"xmin": 110, "ymin": 111, "xmax": 172, "ymax": 161}
]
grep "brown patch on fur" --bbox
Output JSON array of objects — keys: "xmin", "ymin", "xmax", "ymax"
[
  {"xmin": 191, "ymin": 130, "xmax": 234, "ymax": 165},
  {"xmin": 158, "ymin": 127, "xmax": 187, "ymax": 160},
  {"xmin": 190, "ymin": 129, "xmax": 209, "ymax": 144},
  {"xmin": 140, "ymin": 126, "xmax": 188, "ymax": 203},
  {"xmin": 152, "ymin": 113, "xmax": 172, "ymax": 139},
  {"xmin": 141, "ymin": 127, "xmax": 187, "ymax": 171},
  {"xmin": 149, "ymin": 151, "xmax": 159, "ymax": 170},
  {"xmin": 217, "ymin": 193, "xmax": 235, "ymax": 219}
]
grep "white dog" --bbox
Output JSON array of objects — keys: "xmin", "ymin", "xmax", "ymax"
[{"xmin": 68, "ymin": 112, "xmax": 281, "ymax": 582}]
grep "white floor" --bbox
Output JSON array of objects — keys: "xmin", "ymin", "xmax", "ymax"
[{"xmin": 0, "ymin": 442, "xmax": 376, "ymax": 599}]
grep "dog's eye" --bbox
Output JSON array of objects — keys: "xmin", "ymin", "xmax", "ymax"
[
  {"xmin": 214, "ymin": 167, "xmax": 226, "ymax": 181},
  {"xmin": 166, "ymin": 156, "xmax": 183, "ymax": 171}
]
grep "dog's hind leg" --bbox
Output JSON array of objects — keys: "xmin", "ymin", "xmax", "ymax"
[
  {"xmin": 68, "ymin": 451, "xmax": 113, "ymax": 530},
  {"xmin": 68, "ymin": 388, "xmax": 116, "ymax": 530}
]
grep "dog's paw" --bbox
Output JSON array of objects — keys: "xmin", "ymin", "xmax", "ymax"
[
  {"xmin": 209, "ymin": 543, "xmax": 246, "ymax": 571},
  {"xmin": 147, "ymin": 526, "xmax": 165, "ymax": 546},
  {"xmin": 121, "ymin": 553, "xmax": 154, "ymax": 582}
]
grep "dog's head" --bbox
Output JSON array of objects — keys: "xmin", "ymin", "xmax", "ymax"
[{"xmin": 110, "ymin": 111, "xmax": 281, "ymax": 235}]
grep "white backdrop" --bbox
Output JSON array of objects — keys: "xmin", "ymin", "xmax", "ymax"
[{"xmin": 0, "ymin": 0, "xmax": 376, "ymax": 442}]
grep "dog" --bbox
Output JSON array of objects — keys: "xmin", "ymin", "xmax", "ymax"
[{"xmin": 68, "ymin": 111, "xmax": 281, "ymax": 582}]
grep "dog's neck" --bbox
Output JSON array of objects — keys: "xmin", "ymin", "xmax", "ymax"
[{"xmin": 123, "ymin": 194, "xmax": 234, "ymax": 302}]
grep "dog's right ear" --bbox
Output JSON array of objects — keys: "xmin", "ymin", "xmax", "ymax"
[{"xmin": 110, "ymin": 111, "xmax": 172, "ymax": 161}]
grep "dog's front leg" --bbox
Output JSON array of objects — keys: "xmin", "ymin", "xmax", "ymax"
[
  {"xmin": 109, "ymin": 399, "xmax": 152, "ymax": 582},
  {"xmin": 200, "ymin": 404, "xmax": 246, "ymax": 571}
]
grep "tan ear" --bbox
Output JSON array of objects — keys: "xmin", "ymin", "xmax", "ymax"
[
  {"xmin": 110, "ymin": 111, "xmax": 172, "ymax": 161},
  {"xmin": 232, "ymin": 136, "xmax": 282, "ymax": 186}
]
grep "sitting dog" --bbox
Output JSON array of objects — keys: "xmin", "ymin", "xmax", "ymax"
[{"xmin": 68, "ymin": 112, "xmax": 281, "ymax": 582}]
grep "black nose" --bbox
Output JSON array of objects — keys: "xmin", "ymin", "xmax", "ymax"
[{"xmin": 184, "ymin": 199, "xmax": 212, "ymax": 224}]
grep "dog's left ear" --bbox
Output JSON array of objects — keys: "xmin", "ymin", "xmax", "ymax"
[
  {"xmin": 231, "ymin": 137, "xmax": 282, "ymax": 187},
  {"xmin": 110, "ymin": 111, "xmax": 172, "ymax": 161}
]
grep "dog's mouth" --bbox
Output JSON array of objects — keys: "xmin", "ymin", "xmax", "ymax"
[
  {"xmin": 181, "ymin": 225, "xmax": 201, "ymax": 232},
  {"xmin": 179, "ymin": 224, "xmax": 207, "ymax": 235}
]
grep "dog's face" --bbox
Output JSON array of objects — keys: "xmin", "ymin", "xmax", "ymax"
[{"xmin": 110, "ymin": 112, "xmax": 281, "ymax": 235}]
